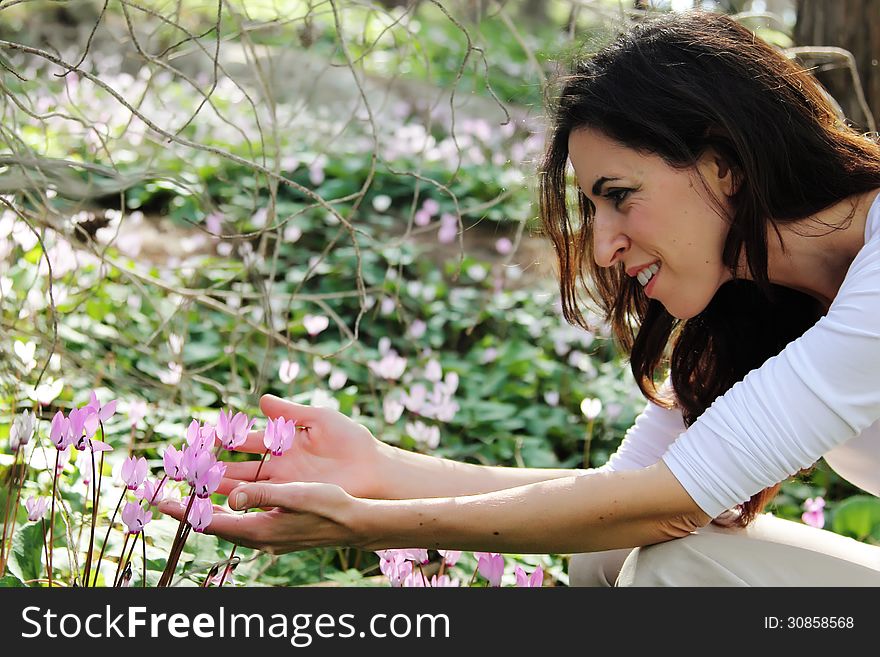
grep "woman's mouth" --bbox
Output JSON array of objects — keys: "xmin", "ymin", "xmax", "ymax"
[{"xmin": 638, "ymin": 262, "xmax": 660, "ymax": 296}]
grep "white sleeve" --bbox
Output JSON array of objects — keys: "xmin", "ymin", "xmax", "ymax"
[
  {"xmin": 592, "ymin": 378, "xmax": 686, "ymax": 473},
  {"xmin": 661, "ymin": 237, "xmax": 880, "ymax": 519}
]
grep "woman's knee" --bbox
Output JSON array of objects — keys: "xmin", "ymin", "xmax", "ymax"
[
  {"xmin": 616, "ymin": 534, "xmax": 749, "ymax": 586},
  {"xmin": 568, "ymin": 548, "xmax": 634, "ymax": 587}
]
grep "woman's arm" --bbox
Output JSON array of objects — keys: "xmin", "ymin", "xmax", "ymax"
[
  {"xmin": 162, "ymin": 459, "xmax": 712, "ymax": 554},
  {"xmin": 374, "ymin": 442, "xmax": 591, "ymax": 498},
  {"xmin": 374, "ymin": 378, "xmax": 683, "ymax": 498},
  {"xmin": 360, "ymin": 460, "xmax": 711, "ymax": 554}
]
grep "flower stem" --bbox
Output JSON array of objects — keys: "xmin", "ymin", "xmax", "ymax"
[
  {"xmin": 81, "ymin": 447, "xmax": 101, "ymax": 586},
  {"xmin": 92, "ymin": 488, "xmax": 126, "ymax": 587},
  {"xmin": 142, "ymin": 532, "xmax": 147, "ymax": 588},
  {"xmin": 417, "ymin": 562, "xmax": 430, "ymax": 587},
  {"xmin": 115, "ymin": 534, "xmax": 139, "ymax": 587},
  {"xmin": 113, "ymin": 532, "xmax": 131, "ymax": 587},
  {"xmin": 158, "ymin": 486, "xmax": 196, "ymax": 587},
  {"xmin": 41, "ymin": 518, "xmax": 50, "ymax": 586},
  {"xmin": 0, "ymin": 454, "xmax": 16, "ymax": 572},
  {"xmin": 218, "ymin": 450, "xmax": 269, "ymax": 587},
  {"xmin": 468, "ymin": 563, "xmax": 480, "ymax": 587},
  {"xmin": 582, "ymin": 418, "xmax": 595, "ymax": 469},
  {"xmin": 0, "ymin": 449, "xmax": 22, "ymax": 576},
  {"xmin": 48, "ymin": 450, "xmax": 60, "ymax": 588}
]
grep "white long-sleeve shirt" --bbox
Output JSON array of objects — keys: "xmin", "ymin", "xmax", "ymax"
[{"xmin": 594, "ymin": 190, "xmax": 880, "ymax": 519}]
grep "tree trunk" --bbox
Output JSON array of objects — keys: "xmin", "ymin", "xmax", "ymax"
[{"xmin": 794, "ymin": 0, "xmax": 880, "ymax": 131}]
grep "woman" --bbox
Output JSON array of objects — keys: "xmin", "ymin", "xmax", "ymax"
[{"xmin": 159, "ymin": 11, "xmax": 880, "ymax": 585}]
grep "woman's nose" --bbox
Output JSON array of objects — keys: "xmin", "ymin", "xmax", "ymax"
[{"xmin": 592, "ymin": 212, "xmax": 629, "ymax": 268}]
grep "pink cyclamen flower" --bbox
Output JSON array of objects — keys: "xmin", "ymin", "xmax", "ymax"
[
  {"xmin": 424, "ymin": 359, "xmax": 442, "ymax": 382},
  {"xmin": 383, "ymin": 396, "xmax": 405, "ymax": 424},
  {"xmin": 79, "ymin": 454, "xmax": 93, "ymax": 487},
  {"xmin": 24, "ymin": 496, "xmax": 50, "ymax": 522},
  {"xmin": 802, "ymin": 497, "xmax": 826, "ymax": 529},
  {"xmin": 216, "ymin": 409, "xmax": 256, "ymax": 451},
  {"xmin": 495, "ymin": 237, "xmax": 513, "ymax": 255},
  {"xmin": 186, "ymin": 496, "xmax": 213, "ymax": 533},
  {"xmin": 408, "ymin": 319, "xmax": 427, "ymax": 339},
  {"xmin": 49, "ymin": 411, "xmax": 73, "ymax": 451},
  {"xmin": 279, "ymin": 359, "xmax": 300, "ymax": 384},
  {"xmin": 186, "ymin": 419, "xmax": 214, "ymax": 453},
  {"xmin": 184, "ymin": 448, "xmax": 217, "ymax": 487},
  {"xmin": 208, "ymin": 564, "xmax": 237, "ymax": 587},
  {"xmin": 402, "ymin": 570, "xmax": 430, "ymax": 587},
  {"xmin": 136, "ymin": 478, "xmax": 167, "ymax": 506},
  {"xmin": 402, "ymin": 383, "xmax": 427, "ymax": 414},
  {"xmin": 313, "ymin": 358, "xmax": 332, "ymax": 378},
  {"xmin": 437, "ymin": 550, "xmax": 461, "ymax": 567},
  {"xmin": 414, "ymin": 208, "xmax": 432, "ymax": 227},
  {"xmin": 328, "ymin": 370, "xmax": 348, "ymax": 390},
  {"xmin": 303, "ymin": 314, "xmax": 330, "ymax": 336},
  {"xmin": 396, "ymin": 548, "xmax": 429, "ymax": 564},
  {"xmin": 10, "ymin": 410, "xmax": 35, "ymax": 453},
  {"xmin": 73, "ymin": 406, "xmax": 113, "ymax": 451},
  {"xmin": 437, "ymin": 213, "xmax": 457, "ymax": 243},
  {"xmin": 128, "ymin": 399, "xmax": 148, "ymax": 428},
  {"xmin": 121, "ymin": 456, "xmax": 149, "ymax": 490},
  {"xmin": 55, "ymin": 448, "xmax": 71, "ymax": 475},
  {"xmin": 193, "ymin": 461, "xmax": 227, "ymax": 499},
  {"xmin": 263, "ymin": 417, "xmax": 296, "ymax": 456},
  {"xmin": 430, "ymin": 574, "xmax": 460, "ymax": 587},
  {"xmin": 515, "ymin": 565, "xmax": 544, "ymax": 588},
  {"xmin": 121, "ymin": 501, "xmax": 152, "ymax": 535},
  {"xmin": 377, "ymin": 551, "xmax": 413, "ymax": 588},
  {"xmin": 86, "ymin": 390, "xmax": 118, "ymax": 423},
  {"xmin": 368, "ymin": 351, "xmax": 407, "ymax": 381},
  {"xmin": 163, "ymin": 445, "xmax": 186, "ymax": 481},
  {"xmin": 405, "ymin": 421, "xmax": 440, "ymax": 450},
  {"xmin": 476, "ymin": 552, "xmax": 505, "ymax": 587},
  {"xmin": 68, "ymin": 406, "xmax": 99, "ymax": 447},
  {"xmin": 422, "ymin": 198, "xmax": 440, "ymax": 217}
]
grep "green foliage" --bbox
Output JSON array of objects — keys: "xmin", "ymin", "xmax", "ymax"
[
  {"xmin": 7, "ymin": 523, "xmax": 45, "ymax": 584},
  {"xmin": 831, "ymin": 496, "xmax": 880, "ymax": 543}
]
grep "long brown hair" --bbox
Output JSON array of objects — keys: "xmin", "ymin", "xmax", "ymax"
[{"xmin": 539, "ymin": 11, "xmax": 880, "ymax": 527}]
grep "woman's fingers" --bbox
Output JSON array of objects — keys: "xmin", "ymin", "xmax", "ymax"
[
  {"xmin": 219, "ymin": 460, "xmax": 271, "ymax": 482},
  {"xmin": 260, "ymin": 394, "xmax": 325, "ymax": 427},
  {"xmin": 227, "ymin": 481, "xmax": 329, "ymax": 512},
  {"xmin": 216, "ymin": 476, "xmax": 251, "ymax": 497},
  {"xmin": 156, "ymin": 500, "xmax": 268, "ymax": 549}
]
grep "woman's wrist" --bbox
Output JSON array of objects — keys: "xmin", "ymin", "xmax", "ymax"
[{"xmin": 350, "ymin": 495, "xmax": 448, "ymax": 552}]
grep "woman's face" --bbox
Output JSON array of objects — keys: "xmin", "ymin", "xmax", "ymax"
[{"xmin": 567, "ymin": 127, "xmax": 737, "ymax": 320}]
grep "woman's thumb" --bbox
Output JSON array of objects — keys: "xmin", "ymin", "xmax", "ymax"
[{"xmin": 230, "ymin": 483, "xmax": 279, "ymax": 510}]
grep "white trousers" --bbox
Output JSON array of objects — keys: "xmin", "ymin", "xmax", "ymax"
[{"xmin": 569, "ymin": 513, "xmax": 880, "ymax": 586}]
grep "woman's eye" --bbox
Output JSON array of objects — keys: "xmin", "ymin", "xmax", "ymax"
[{"xmin": 605, "ymin": 189, "xmax": 630, "ymax": 207}]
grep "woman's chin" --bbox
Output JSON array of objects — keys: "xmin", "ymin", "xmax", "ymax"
[{"xmin": 663, "ymin": 300, "xmax": 707, "ymax": 321}]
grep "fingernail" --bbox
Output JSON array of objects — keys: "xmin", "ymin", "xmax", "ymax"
[{"xmin": 232, "ymin": 492, "xmax": 247, "ymax": 510}]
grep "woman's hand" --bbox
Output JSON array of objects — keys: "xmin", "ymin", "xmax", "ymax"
[
  {"xmin": 158, "ymin": 481, "xmax": 368, "ymax": 554},
  {"xmin": 216, "ymin": 394, "xmax": 390, "ymax": 500}
]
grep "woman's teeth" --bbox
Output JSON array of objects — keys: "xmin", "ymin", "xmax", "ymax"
[{"xmin": 637, "ymin": 262, "xmax": 660, "ymax": 286}]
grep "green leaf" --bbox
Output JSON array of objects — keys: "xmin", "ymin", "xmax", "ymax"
[
  {"xmin": 830, "ymin": 496, "xmax": 880, "ymax": 540},
  {"xmin": 0, "ymin": 574, "xmax": 26, "ymax": 587},
  {"xmin": 8, "ymin": 522, "xmax": 46, "ymax": 583}
]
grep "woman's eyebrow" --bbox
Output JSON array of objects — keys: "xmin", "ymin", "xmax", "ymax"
[{"xmin": 592, "ymin": 176, "xmax": 622, "ymax": 196}]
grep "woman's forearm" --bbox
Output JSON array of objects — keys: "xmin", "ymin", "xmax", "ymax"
[
  {"xmin": 358, "ymin": 460, "xmax": 712, "ymax": 554},
  {"xmin": 374, "ymin": 441, "xmax": 595, "ymax": 499}
]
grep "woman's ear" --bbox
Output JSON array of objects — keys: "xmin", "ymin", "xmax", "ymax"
[{"xmin": 711, "ymin": 150, "xmax": 741, "ymax": 197}]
